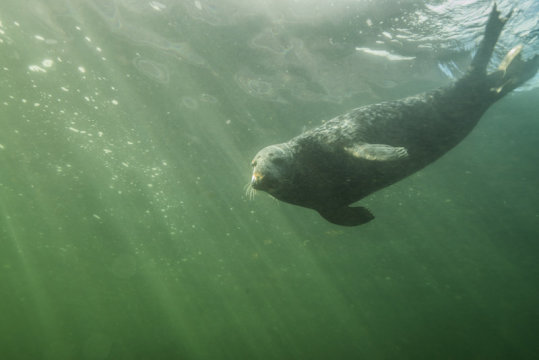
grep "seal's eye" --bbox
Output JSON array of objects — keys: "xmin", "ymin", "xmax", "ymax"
[{"xmin": 251, "ymin": 160, "xmax": 257, "ymax": 167}]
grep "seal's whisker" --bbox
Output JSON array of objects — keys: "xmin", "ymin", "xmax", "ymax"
[
  {"xmin": 244, "ymin": 182, "xmax": 256, "ymax": 200},
  {"xmin": 249, "ymin": 187, "xmax": 257, "ymax": 200}
]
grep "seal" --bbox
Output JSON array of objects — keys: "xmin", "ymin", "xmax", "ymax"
[{"xmin": 249, "ymin": 5, "xmax": 539, "ymax": 226}]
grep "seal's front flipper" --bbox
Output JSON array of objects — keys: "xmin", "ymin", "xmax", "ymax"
[
  {"xmin": 345, "ymin": 143, "xmax": 408, "ymax": 161},
  {"xmin": 318, "ymin": 206, "xmax": 374, "ymax": 226}
]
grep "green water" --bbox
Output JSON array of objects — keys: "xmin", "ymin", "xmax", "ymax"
[{"xmin": 1, "ymin": 1, "xmax": 538, "ymax": 359}]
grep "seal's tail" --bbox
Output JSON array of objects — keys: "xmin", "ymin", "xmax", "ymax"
[
  {"xmin": 487, "ymin": 45, "xmax": 539, "ymax": 99},
  {"xmin": 469, "ymin": 4, "xmax": 510, "ymax": 76},
  {"xmin": 469, "ymin": 4, "xmax": 539, "ymax": 99}
]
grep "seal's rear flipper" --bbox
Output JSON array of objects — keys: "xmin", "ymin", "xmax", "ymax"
[
  {"xmin": 318, "ymin": 206, "xmax": 374, "ymax": 226},
  {"xmin": 488, "ymin": 45, "xmax": 539, "ymax": 98},
  {"xmin": 468, "ymin": 4, "xmax": 539, "ymax": 100},
  {"xmin": 469, "ymin": 4, "xmax": 511, "ymax": 76}
]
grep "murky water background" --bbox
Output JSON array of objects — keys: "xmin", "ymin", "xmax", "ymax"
[{"xmin": 1, "ymin": 0, "xmax": 538, "ymax": 359}]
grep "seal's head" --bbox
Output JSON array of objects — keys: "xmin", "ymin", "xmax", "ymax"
[{"xmin": 250, "ymin": 143, "xmax": 293, "ymax": 196}]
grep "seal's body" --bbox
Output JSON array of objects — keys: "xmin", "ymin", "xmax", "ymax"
[{"xmin": 250, "ymin": 5, "xmax": 539, "ymax": 226}]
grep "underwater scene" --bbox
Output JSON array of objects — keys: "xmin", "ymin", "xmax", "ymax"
[{"xmin": 1, "ymin": 0, "xmax": 538, "ymax": 359}]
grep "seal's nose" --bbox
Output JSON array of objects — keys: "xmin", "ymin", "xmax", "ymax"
[{"xmin": 251, "ymin": 172, "xmax": 264, "ymax": 188}]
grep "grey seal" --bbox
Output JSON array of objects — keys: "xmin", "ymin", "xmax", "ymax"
[{"xmin": 249, "ymin": 5, "xmax": 539, "ymax": 226}]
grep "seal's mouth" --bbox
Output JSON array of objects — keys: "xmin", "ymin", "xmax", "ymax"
[
  {"xmin": 245, "ymin": 170, "xmax": 265, "ymax": 200},
  {"xmin": 251, "ymin": 171, "xmax": 264, "ymax": 189},
  {"xmin": 251, "ymin": 169, "xmax": 280, "ymax": 192}
]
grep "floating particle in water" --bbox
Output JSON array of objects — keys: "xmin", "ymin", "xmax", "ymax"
[
  {"xmin": 150, "ymin": 1, "xmax": 166, "ymax": 11},
  {"xmin": 181, "ymin": 96, "xmax": 198, "ymax": 110},
  {"xmin": 28, "ymin": 65, "xmax": 47, "ymax": 73},
  {"xmin": 42, "ymin": 59, "xmax": 53, "ymax": 68},
  {"xmin": 382, "ymin": 31, "xmax": 392, "ymax": 39},
  {"xmin": 78, "ymin": 66, "xmax": 86, "ymax": 73}
]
